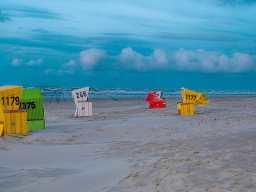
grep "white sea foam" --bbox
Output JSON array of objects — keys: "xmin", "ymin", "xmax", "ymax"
[{"xmin": 29, "ymin": 86, "xmax": 256, "ymax": 99}]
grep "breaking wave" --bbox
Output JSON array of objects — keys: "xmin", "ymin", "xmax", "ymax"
[{"xmin": 25, "ymin": 86, "xmax": 256, "ymax": 98}]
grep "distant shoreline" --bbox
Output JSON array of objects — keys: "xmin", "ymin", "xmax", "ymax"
[{"xmin": 42, "ymin": 95, "xmax": 256, "ymax": 102}]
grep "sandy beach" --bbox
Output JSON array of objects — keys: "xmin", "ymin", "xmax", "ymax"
[{"xmin": 1, "ymin": 96, "xmax": 256, "ymax": 192}]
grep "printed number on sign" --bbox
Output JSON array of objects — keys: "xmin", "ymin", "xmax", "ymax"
[
  {"xmin": 21, "ymin": 102, "xmax": 36, "ymax": 109},
  {"xmin": 186, "ymin": 95, "xmax": 197, "ymax": 100},
  {"xmin": 1, "ymin": 97, "xmax": 20, "ymax": 106},
  {"xmin": 148, "ymin": 94, "xmax": 153, "ymax": 101},
  {"xmin": 76, "ymin": 91, "xmax": 87, "ymax": 99}
]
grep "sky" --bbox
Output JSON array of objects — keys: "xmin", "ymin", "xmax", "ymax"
[{"xmin": 1, "ymin": 0, "xmax": 256, "ymax": 90}]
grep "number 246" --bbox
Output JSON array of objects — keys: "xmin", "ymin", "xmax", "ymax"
[{"xmin": 76, "ymin": 91, "xmax": 87, "ymax": 98}]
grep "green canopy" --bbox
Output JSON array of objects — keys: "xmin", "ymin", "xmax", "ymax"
[
  {"xmin": 21, "ymin": 88, "xmax": 45, "ymax": 130},
  {"xmin": 202, "ymin": 93, "xmax": 207, "ymax": 98}
]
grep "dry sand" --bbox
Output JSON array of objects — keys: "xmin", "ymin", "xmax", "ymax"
[{"xmin": 1, "ymin": 96, "xmax": 256, "ymax": 192}]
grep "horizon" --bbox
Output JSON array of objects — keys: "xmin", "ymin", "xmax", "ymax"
[{"xmin": 17, "ymin": 86, "xmax": 256, "ymax": 99}]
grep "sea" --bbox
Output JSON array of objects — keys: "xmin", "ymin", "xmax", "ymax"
[{"xmin": 23, "ymin": 87, "xmax": 256, "ymax": 99}]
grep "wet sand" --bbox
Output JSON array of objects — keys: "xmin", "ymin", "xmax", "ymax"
[{"xmin": 1, "ymin": 96, "xmax": 256, "ymax": 192}]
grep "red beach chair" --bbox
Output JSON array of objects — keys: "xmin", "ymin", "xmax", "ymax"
[{"xmin": 145, "ymin": 92, "xmax": 166, "ymax": 109}]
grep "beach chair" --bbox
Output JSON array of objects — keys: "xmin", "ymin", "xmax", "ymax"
[
  {"xmin": 145, "ymin": 91, "xmax": 166, "ymax": 109},
  {"xmin": 177, "ymin": 88, "xmax": 209, "ymax": 115},
  {"xmin": 72, "ymin": 87, "xmax": 92, "ymax": 117},
  {"xmin": 21, "ymin": 88, "xmax": 45, "ymax": 130},
  {"xmin": 0, "ymin": 86, "xmax": 27, "ymax": 136},
  {"xmin": 181, "ymin": 88, "xmax": 209, "ymax": 106}
]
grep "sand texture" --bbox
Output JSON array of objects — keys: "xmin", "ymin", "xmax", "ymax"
[{"xmin": 1, "ymin": 97, "xmax": 256, "ymax": 192}]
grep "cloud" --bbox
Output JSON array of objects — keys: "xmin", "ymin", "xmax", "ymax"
[
  {"xmin": 44, "ymin": 69, "xmax": 55, "ymax": 74},
  {"xmin": 102, "ymin": 33, "xmax": 134, "ymax": 37},
  {"xmin": 174, "ymin": 49, "xmax": 255, "ymax": 73},
  {"xmin": 117, "ymin": 48, "xmax": 255, "ymax": 73},
  {"xmin": 0, "ymin": 36, "xmax": 83, "ymax": 54},
  {"xmin": 45, "ymin": 47, "xmax": 256, "ymax": 75},
  {"xmin": 44, "ymin": 68, "xmax": 74, "ymax": 76},
  {"xmin": 59, "ymin": 60, "xmax": 77, "ymax": 69},
  {"xmin": 0, "ymin": 10, "xmax": 11, "ymax": 23},
  {"xmin": 3, "ymin": 5, "xmax": 62, "ymax": 20},
  {"xmin": 0, "ymin": 31, "xmax": 151, "ymax": 55},
  {"xmin": 157, "ymin": 32, "xmax": 245, "ymax": 42},
  {"xmin": 57, "ymin": 69, "xmax": 75, "ymax": 76},
  {"xmin": 57, "ymin": 60, "xmax": 77, "ymax": 75},
  {"xmin": 215, "ymin": 0, "xmax": 256, "ymax": 5},
  {"xmin": 193, "ymin": 0, "xmax": 256, "ymax": 6},
  {"xmin": 79, "ymin": 47, "xmax": 256, "ymax": 73},
  {"xmin": 79, "ymin": 49, "xmax": 106, "ymax": 70},
  {"xmin": 118, "ymin": 47, "xmax": 169, "ymax": 71},
  {"xmin": 44, "ymin": 60, "xmax": 77, "ymax": 76},
  {"xmin": 27, "ymin": 59, "xmax": 43, "ymax": 67},
  {"xmin": 10, "ymin": 59, "xmax": 22, "ymax": 66}
]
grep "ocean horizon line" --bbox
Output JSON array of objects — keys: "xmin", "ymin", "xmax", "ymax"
[{"xmin": 18, "ymin": 86, "xmax": 256, "ymax": 99}]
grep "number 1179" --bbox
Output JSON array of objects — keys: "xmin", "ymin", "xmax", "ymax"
[{"xmin": 1, "ymin": 97, "xmax": 20, "ymax": 106}]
